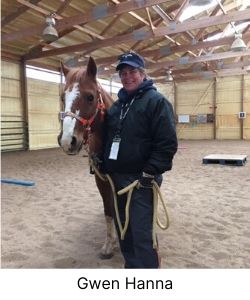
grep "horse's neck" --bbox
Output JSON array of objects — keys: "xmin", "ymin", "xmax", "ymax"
[
  {"xmin": 88, "ymin": 88, "xmax": 112, "ymax": 156},
  {"xmin": 100, "ymin": 87, "xmax": 114, "ymax": 109}
]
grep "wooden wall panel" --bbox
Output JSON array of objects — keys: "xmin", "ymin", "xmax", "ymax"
[
  {"xmin": 174, "ymin": 75, "xmax": 250, "ymax": 140},
  {"xmin": 243, "ymin": 75, "xmax": 250, "ymax": 139},
  {"xmin": 176, "ymin": 80, "xmax": 214, "ymax": 140},
  {"xmin": 157, "ymin": 82, "xmax": 175, "ymax": 106},
  {"xmin": 2, "ymin": 61, "xmax": 249, "ymax": 152},
  {"xmin": 1, "ymin": 62, "xmax": 22, "ymax": 115},
  {"xmin": 27, "ymin": 78, "xmax": 60, "ymax": 150},
  {"xmin": 216, "ymin": 76, "xmax": 241, "ymax": 139},
  {"xmin": 1, "ymin": 60, "xmax": 27, "ymax": 151},
  {"xmin": 177, "ymin": 124, "xmax": 214, "ymax": 139}
]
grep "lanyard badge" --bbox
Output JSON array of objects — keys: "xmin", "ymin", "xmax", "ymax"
[
  {"xmin": 109, "ymin": 136, "xmax": 121, "ymax": 160},
  {"xmin": 108, "ymin": 97, "xmax": 135, "ymax": 161}
]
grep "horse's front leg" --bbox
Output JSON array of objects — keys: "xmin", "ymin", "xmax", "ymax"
[{"xmin": 95, "ymin": 175, "xmax": 116, "ymax": 259}]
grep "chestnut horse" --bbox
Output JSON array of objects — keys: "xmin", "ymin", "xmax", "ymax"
[{"xmin": 57, "ymin": 57, "xmax": 116, "ymax": 259}]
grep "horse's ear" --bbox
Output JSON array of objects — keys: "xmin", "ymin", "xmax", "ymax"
[
  {"xmin": 60, "ymin": 61, "xmax": 70, "ymax": 77},
  {"xmin": 86, "ymin": 56, "xmax": 97, "ymax": 79}
]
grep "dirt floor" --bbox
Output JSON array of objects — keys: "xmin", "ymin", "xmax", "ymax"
[{"xmin": 1, "ymin": 140, "xmax": 250, "ymax": 268}]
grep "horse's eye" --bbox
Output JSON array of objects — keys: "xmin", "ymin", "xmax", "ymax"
[{"xmin": 86, "ymin": 94, "xmax": 94, "ymax": 102}]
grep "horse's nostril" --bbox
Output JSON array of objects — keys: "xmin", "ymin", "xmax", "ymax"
[{"xmin": 71, "ymin": 136, "xmax": 77, "ymax": 147}]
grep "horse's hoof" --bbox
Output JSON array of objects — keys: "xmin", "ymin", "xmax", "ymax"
[{"xmin": 98, "ymin": 252, "xmax": 114, "ymax": 260}]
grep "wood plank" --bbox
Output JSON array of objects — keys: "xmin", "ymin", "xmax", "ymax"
[
  {"xmin": 1, "ymin": 0, "xmax": 41, "ymax": 28},
  {"xmin": 24, "ymin": 8, "xmax": 250, "ymax": 60},
  {"xmin": 2, "ymin": 0, "xmax": 172, "ymax": 42}
]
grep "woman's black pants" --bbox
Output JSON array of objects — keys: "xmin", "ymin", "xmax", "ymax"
[{"xmin": 111, "ymin": 173, "xmax": 162, "ymax": 268}]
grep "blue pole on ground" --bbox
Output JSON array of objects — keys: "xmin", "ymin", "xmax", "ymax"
[{"xmin": 1, "ymin": 178, "xmax": 35, "ymax": 186}]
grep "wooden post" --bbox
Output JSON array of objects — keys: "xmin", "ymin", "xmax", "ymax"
[
  {"xmin": 174, "ymin": 81, "xmax": 177, "ymax": 122},
  {"xmin": 20, "ymin": 58, "xmax": 29, "ymax": 150},
  {"xmin": 213, "ymin": 78, "xmax": 217, "ymax": 140},
  {"xmin": 240, "ymin": 74, "xmax": 244, "ymax": 140}
]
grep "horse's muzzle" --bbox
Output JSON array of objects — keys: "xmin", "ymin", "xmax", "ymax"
[{"xmin": 58, "ymin": 131, "xmax": 83, "ymax": 155}]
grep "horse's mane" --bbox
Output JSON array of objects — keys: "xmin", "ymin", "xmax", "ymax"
[{"xmin": 66, "ymin": 67, "xmax": 88, "ymax": 85}]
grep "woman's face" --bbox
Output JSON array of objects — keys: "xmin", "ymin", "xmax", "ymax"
[{"xmin": 119, "ymin": 66, "xmax": 145, "ymax": 94}]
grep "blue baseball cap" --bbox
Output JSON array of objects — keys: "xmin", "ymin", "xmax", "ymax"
[{"xmin": 116, "ymin": 52, "xmax": 145, "ymax": 71}]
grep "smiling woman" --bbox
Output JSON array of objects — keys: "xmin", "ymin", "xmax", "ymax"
[{"xmin": 118, "ymin": 66, "xmax": 145, "ymax": 93}]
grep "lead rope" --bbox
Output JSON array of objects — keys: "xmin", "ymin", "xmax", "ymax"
[
  {"xmin": 116, "ymin": 179, "xmax": 170, "ymax": 248},
  {"xmin": 89, "ymin": 159, "xmax": 170, "ymax": 249}
]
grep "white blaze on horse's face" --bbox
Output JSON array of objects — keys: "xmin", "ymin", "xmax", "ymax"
[{"xmin": 61, "ymin": 83, "xmax": 80, "ymax": 151}]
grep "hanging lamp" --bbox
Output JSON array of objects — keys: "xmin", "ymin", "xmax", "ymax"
[
  {"xmin": 231, "ymin": 33, "xmax": 247, "ymax": 51},
  {"xmin": 166, "ymin": 69, "xmax": 173, "ymax": 81},
  {"xmin": 42, "ymin": 14, "xmax": 58, "ymax": 42}
]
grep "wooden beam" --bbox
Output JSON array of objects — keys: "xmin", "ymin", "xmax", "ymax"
[
  {"xmin": 56, "ymin": 0, "xmax": 73, "ymax": 15},
  {"xmin": 109, "ymin": 0, "xmax": 178, "ymax": 55},
  {"xmin": 195, "ymin": 0, "xmax": 236, "ymax": 41},
  {"xmin": 173, "ymin": 0, "xmax": 189, "ymax": 22},
  {"xmin": 31, "ymin": 31, "xmax": 250, "ymax": 68},
  {"xmin": 161, "ymin": 68, "xmax": 249, "ymax": 82},
  {"xmin": 92, "ymin": 55, "xmax": 250, "ymax": 80},
  {"xmin": 145, "ymin": 7, "xmax": 154, "ymax": 35},
  {"xmin": 24, "ymin": 27, "xmax": 77, "ymax": 60},
  {"xmin": 13, "ymin": 0, "xmax": 105, "ymax": 40},
  {"xmin": 1, "ymin": 0, "xmax": 42, "ymax": 27},
  {"xmin": 154, "ymin": 9, "xmax": 250, "ymax": 37},
  {"xmin": 24, "ymin": 8, "xmax": 250, "ymax": 60},
  {"xmin": 142, "ymin": 32, "xmax": 250, "ymax": 57},
  {"xmin": 15, "ymin": 0, "xmax": 48, "ymax": 15},
  {"xmin": 1, "ymin": 51, "xmax": 21, "ymax": 62},
  {"xmin": 22, "ymin": 1, "xmax": 76, "ymax": 60},
  {"xmin": 151, "ymin": 5, "xmax": 187, "ymax": 47},
  {"xmin": 147, "ymin": 50, "xmax": 250, "ymax": 69},
  {"xmin": 99, "ymin": 15, "xmax": 121, "ymax": 36},
  {"xmin": 149, "ymin": 60, "xmax": 250, "ymax": 77},
  {"xmin": 2, "ymin": 0, "xmax": 172, "ymax": 42},
  {"xmin": 110, "ymin": 0, "xmax": 152, "ymax": 27}
]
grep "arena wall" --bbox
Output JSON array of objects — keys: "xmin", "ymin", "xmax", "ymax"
[
  {"xmin": 1, "ymin": 60, "xmax": 250, "ymax": 152},
  {"xmin": 157, "ymin": 74, "xmax": 250, "ymax": 140}
]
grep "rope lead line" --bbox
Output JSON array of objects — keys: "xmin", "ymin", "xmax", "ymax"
[
  {"xmin": 90, "ymin": 159, "xmax": 170, "ymax": 249},
  {"xmin": 116, "ymin": 180, "xmax": 170, "ymax": 249},
  {"xmin": 106, "ymin": 175, "xmax": 170, "ymax": 249}
]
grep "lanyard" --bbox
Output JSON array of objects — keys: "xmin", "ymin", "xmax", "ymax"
[{"xmin": 116, "ymin": 97, "xmax": 135, "ymax": 134}]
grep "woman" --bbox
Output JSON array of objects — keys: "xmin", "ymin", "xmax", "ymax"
[{"xmin": 103, "ymin": 51, "xmax": 178, "ymax": 268}]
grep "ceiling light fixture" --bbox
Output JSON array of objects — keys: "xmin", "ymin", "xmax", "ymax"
[
  {"xmin": 166, "ymin": 69, "xmax": 173, "ymax": 81},
  {"xmin": 231, "ymin": 33, "xmax": 247, "ymax": 51},
  {"xmin": 189, "ymin": 0, "xmax": 214, "ymax": 6},
  {"xmin": 42, "ymin": 13, "xmax": 58, "ymax": 42}
]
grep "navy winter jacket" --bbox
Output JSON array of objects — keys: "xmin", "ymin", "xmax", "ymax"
[{"xmin": 103, "ymin": 79, "xmax": 178, "ymax": 175}]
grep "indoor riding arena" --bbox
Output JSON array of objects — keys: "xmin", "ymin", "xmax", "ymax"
[{"xmin": 1, "ymin": 0, "xmax": 250, "ymax": 270}]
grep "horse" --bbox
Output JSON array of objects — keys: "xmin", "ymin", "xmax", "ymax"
[{"xmin": 57, "ymin": 57, "xmax": 116, "ymax": 259}]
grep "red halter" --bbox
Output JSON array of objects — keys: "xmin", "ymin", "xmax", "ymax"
[{"xmin": 61, "ymin": 90, "xmax": 106, "ymax": 129}]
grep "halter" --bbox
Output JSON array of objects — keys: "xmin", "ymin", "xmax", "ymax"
[
  {"xmin": 60, "ymin": 83, "xmax": 107, "ymax": 154},
  {"xmin": 60, "ymin": 89, "xmax": 106, "ymax": 130}
]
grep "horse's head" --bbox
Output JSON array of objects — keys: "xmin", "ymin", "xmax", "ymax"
[{"xmin": 58, "ymin": 57, "xmax": 105, "ymax": 155}]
